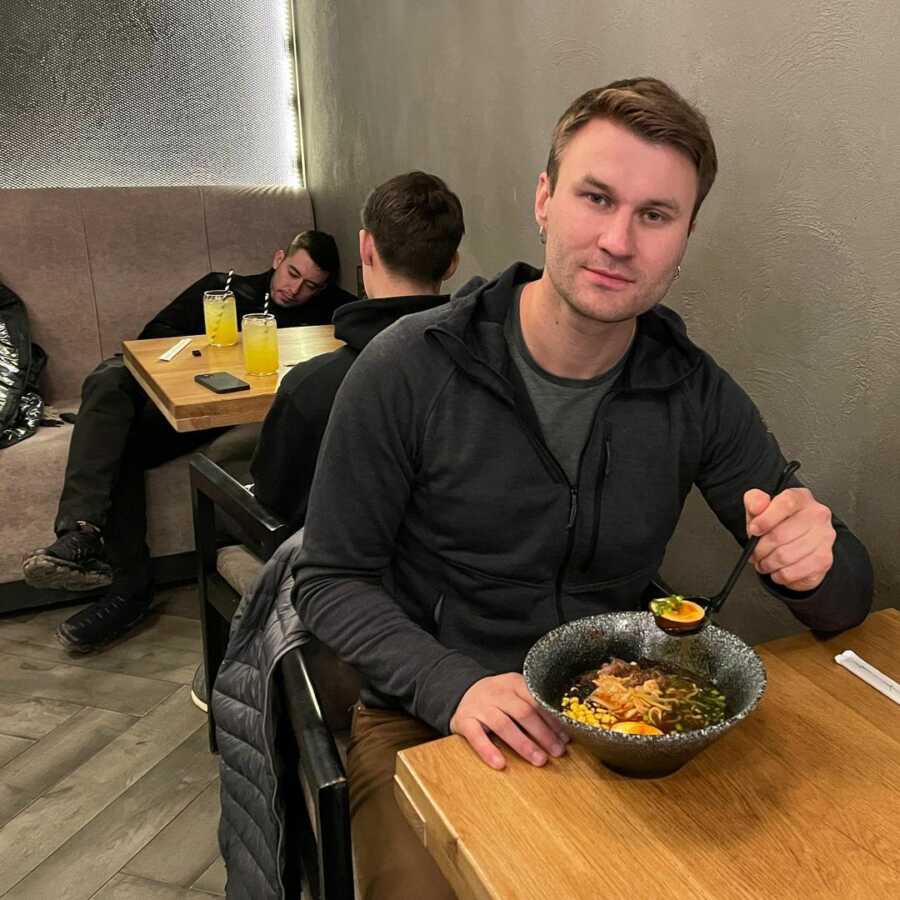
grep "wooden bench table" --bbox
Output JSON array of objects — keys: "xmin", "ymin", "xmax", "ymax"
[
  {"xmin": 123, "ymin": 325, "xmax": 342, "ymax": 432},
  {"xmin": 395, "ymin": 609, "xmax": 900, "ymax": 899}
]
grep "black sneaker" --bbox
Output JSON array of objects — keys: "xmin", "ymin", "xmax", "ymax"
[
  {"xmin": 56, "ymin": 592, "xmax": 153, "ymax": 652},
  {"xmin": 190, "ymin": 664, "xmax": 208, "ymax": 713},
  {"xmin": 23, "ymin": 526, "xmax": 113, "ymax": 592}
]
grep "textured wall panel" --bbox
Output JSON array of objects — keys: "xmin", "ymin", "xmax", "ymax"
[
  {"xmin": 295, "ymin": 0, "xmax": 900, "ymax": 641},
  {"xmin": 0, "ymin": 190, "xmax": 101, "ymax": 404},
  {"xmin": 0, "ymin": 0, "xmax": 298, "ymax": 187},
  {"xmin": 202, "ymin": 185, "xmax": 314, "ymax": 273},
  {"xmin": 79, "ymin": 187, "xmax": 210, "ymax": 356}
]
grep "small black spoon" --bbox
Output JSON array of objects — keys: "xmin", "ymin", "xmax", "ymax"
[{"xmin": 651, "ymin": 459, "xmax": 802, "ymax": 636}]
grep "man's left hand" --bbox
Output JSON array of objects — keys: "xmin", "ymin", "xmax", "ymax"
[{"xmin": 744, "ymin": 486, "xmax": 836, "ymax": 592}]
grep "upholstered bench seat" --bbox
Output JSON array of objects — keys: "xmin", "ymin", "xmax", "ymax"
[
  {"xmin": 0, "ymin": 185, "xmax": 314, "ymax": 610},
  {"xmin": 215, "ymin": 544, "xmax": 265, "ymax": 597},
  {"xmin": 1, "ymin": 415, "xmax": 211, "ymax": 586}
]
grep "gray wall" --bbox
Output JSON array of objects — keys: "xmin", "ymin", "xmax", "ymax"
[
  {"xmin": 0, "ymin": 0, "xmax": 298, "ymax": 187},
  {"xmin": 294, "ymin": 0, "xmax": 899, "ymax": 642}
]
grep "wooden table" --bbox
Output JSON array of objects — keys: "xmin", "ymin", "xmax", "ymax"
[
  {"xmin": 122, "ymin": 326, "xmax": 342, "ymax": 432},
  {"xmin": 395, "ymin": 609, "xmax": 900, "ymax": 899}
]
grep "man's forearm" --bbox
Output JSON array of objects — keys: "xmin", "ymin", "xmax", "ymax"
[
  {"xmin": 696, "ymin": 366, "xmax": 873, "ymax": 632},
  {"xmin": 294, "ymin": 572, "xmax": 490, "ymax": 733},
  {"xmin": 291, "ymin": 327, "xmax": 490, "ymax": 731}
]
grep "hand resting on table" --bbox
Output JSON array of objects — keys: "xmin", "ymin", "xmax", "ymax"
[{"xmin": 450, "ymin": 672, "xmax": 569, "ymax": 770}]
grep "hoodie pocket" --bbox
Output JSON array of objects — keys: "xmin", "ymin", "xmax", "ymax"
[
  {"xmin": 567, "ymin": 563, "xmax": 658, "ymax": 594},
  {"xmin": 565, "ymin": 562, "xmax": 660, "ymax": 617}
]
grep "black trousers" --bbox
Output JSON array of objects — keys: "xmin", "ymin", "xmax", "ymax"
[{"xmin": 56, "ymin": 356, "xmax": 224, "ymax": 595}]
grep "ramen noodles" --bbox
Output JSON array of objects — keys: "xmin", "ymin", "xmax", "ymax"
[{"xmin": 561, "ymin": 657, "xmax": 727, "ymax": 735}]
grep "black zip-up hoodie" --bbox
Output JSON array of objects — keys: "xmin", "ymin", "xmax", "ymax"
[
  {"xmin": 251, "ymin": 294, "xmax": 449, "ymax": 528},
  {"xmin": 293, "ymin": 263, "xmax": 873, "ymax": 734}
]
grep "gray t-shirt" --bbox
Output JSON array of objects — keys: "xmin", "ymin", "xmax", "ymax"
[{"xmin": 505, "ymin": 284, "xmax": 627, "ymax": 484}]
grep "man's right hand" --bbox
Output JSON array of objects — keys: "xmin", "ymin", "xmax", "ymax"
[{"xmin": 449, "ymin": 673, "xmax": 569, "ymax": 770}]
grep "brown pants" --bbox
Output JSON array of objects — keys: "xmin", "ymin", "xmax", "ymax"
[{"xmin": 347, "ymin": 704, "xmax": 457, "ymax": 900}]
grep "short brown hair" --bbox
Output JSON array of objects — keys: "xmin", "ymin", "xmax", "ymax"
[
  {"xmin": 361, "ymin": 171, "xmax": 465, "ymax": 283},
  {"xmin": 546, "ymin": 77, "xmax": 718, "ymax": 221}
]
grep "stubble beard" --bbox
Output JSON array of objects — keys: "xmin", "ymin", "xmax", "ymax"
[{"xmin": 546, "ymin": 248, "xmax": 675, "ymax": 327}]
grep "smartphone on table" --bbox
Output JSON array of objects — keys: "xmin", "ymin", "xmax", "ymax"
[{"xmin": 194, "ymin": 372, "xmax": 250, "ymax": 394}]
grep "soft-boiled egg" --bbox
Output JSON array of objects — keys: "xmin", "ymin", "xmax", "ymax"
[
  {"xmin": 610, "ymin": 721, "xmax": 664, "ymax": 736},
  {"xmin": 649, "ymin": 595, "xmax": 707, "ymax": 634}
]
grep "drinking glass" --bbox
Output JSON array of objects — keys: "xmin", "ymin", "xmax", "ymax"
[
  {"xmin": 241, "ymin": 313, "xmax": 279, "ymax": 375},
  {"xmin": 203, "ymin": 290, "xmax": 239, "ymax": 347}
]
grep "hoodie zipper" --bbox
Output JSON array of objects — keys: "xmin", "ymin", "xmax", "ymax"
[
  {"xmin": 475, "ymin": 360, "xmax": 622, "ymax": 628},
  {"xmin": 486, "ymin": 367, "xmax": 629, "ymax": 627},
  {"xmin": 553, "ymin": 484, "xmax": 579, "ymax": 624},
  {"xmin": 504, "ymin": 395, "xmax": 579, "ymax": 627},
  {"xmin": 580, "ymin": 424, "xmax": 613, "ymax": 571},
  {"xmin": 553, "ymin": 390, "xmax": 622, "ymax": 620}
]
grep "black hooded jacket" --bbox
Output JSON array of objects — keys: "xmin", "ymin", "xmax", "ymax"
[
  {"xmin": 250, "ymin": 294, "xmax": 449, "ymax": 528},
  {"xmin": 291, "ymin": 262, "xmax": 874, "ymax": 735},
  {"xmin": 138, "ymin": 270, "xmax": 355, "ymax": 339}
]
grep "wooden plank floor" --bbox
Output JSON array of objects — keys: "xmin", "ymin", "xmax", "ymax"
[{"xmin": 0, "ymin": 583, "xmax": 226, "ymax": 898}]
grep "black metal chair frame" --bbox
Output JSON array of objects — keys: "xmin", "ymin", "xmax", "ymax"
[
  {"xmin": 189, "ymin": 451, "xmax": 354, "ymax": 900},
  {"xmin": 190, "ymin": 452, "xmax": 291, "ymax": 749}
]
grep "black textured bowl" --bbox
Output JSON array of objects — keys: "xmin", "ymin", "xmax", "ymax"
[{"xmin": 523, "ymin": 612, "xmax": 766, "ymax": 778}]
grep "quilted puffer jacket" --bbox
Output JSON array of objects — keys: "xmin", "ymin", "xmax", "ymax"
[
  {"xmin": 0, "ymin": 281, "xmax": 47, "ymax": 448},
  {"xmin": 214, "ymin": 530, "xmax": 307, "ymax": 900}
]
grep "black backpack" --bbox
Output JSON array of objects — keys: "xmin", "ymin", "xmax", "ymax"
[{"xmin": 0, "ymin": 281, "xmax": 48, "ymax": 448}]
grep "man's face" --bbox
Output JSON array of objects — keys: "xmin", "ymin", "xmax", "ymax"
[
  {"xmin": 536, "ymin": 118, "xmax": 698, "ymax": 325},
  {"xmin": 269, "ymin": 248, "xmax": 329, "ymax": 307}
]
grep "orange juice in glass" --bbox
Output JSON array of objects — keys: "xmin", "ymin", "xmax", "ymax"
[
  {"xmin": 241, "ymin": 313, "xmax": 279, "ymax": 375},
  {"xmin": 203, "ymin": 290, "xmax": 239, "ymax": 347}
]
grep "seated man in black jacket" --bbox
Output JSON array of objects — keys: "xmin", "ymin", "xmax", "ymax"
[
  {"xmin": 191, "ymin": 172, "xmax": 465, "ymax": 714},
  {"xmin": 291, "ymin": 79, "xmax": 874, "ymax": 900},
  {"xmin": 249, "ymin": 172, "xmax": 464, "ymax": 531},
  {"xmin": 23, "ymin": 230, "xmax": 355, "ymax": 651}
]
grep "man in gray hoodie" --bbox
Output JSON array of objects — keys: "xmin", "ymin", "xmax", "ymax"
[{"xmin": 292, "ymin": 78, "xmax": 873, "ymax": 899}]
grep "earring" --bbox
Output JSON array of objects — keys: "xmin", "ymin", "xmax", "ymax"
[
  {"xmin": 674, "ymin": 265, "xmax": 681, "ymax": 280},
  {"xmin": 538, "ymin": 225, "xmax": 546, "ymax": 244}
]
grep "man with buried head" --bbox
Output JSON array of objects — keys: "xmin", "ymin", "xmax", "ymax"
[
  {"xmin": 292, "ymin": 79, "xmax": 873, "ymax": 898},
  {"xmin": 23, "ymin": 230, "xmax": 355, "ymax": 652}
]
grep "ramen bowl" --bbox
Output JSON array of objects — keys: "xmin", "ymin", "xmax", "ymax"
[{"xmin": 523, "ymin": 612, "xmax": 766, "ymax": 778}]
